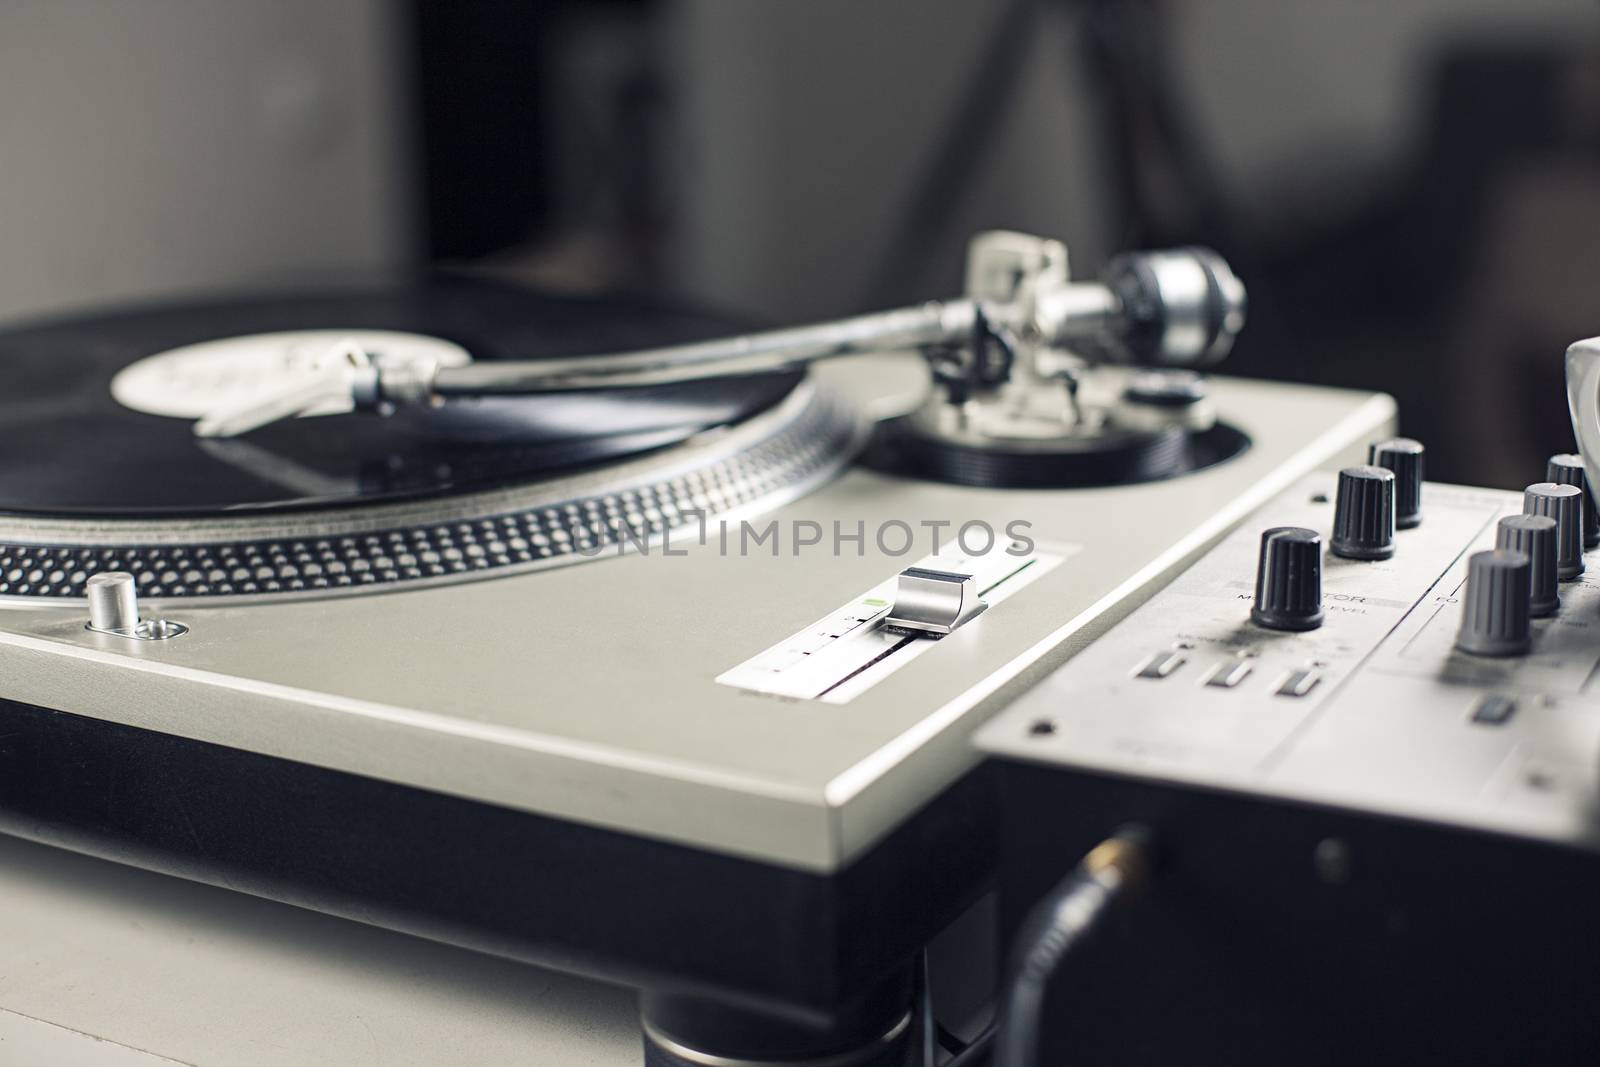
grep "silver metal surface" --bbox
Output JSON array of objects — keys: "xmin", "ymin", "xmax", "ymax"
[
  {"xmin": 964, "ymin": 231, "xmax": 1071, "ymax": 305},
  {"xmin": 84, "ymin": 572, "xmax": 189, "ymax": 641},
  {"xmin": 883, "ymin": 568, "xmax": 987, "ymax": 637},
  {"xmin": 128, "ymin": 618, "xmax": 189, "ymax": 641},
  {"xmin": 0, "ymin": 361, "xmax": 1394, "ymax": 872},
  {"xmin": 432, "ymin": 303, "xmax": 973, "ymax": 396},
  {"xmin": 86, "ymin": 572, "xmax": 139, "ymax": 632},
  {"xmin": 1141, "ymin": 248, "xmax": 1232, "ymax": 365},
  {"xmin": 979, "ymin": 475, "xmax": 1600, "ymax": 851}
]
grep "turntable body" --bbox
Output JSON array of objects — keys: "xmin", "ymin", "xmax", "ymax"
[{"xmin": 0, "ymin": 354, "xmax": 1393, "ymax": 1015}]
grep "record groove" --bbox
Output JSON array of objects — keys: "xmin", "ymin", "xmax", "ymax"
[{"xmin": 0, "ymin": 385, "xmax": 861, "ymax": 602}]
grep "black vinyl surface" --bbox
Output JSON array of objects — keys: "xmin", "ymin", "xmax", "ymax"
[
  {"xmin": 861, "ymin": 418, "xmax": 1250, "ymax": 489},
  {"xmin": 0, "ymin": 280, "xmax": 799, "ymax": 516}
]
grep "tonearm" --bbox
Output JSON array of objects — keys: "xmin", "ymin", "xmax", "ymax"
[{"xmin": 192, "ymin": 231, "xmax": 1245, "ymax": 442}]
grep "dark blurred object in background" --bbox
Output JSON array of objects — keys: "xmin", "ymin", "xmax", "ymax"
[
  {"xmin": 414, "ymin": 0, "xmax": 673, "ymax": 293},
  {"xmin": 1215, "ymin": 34, "xmax": 1600, "ymax": 487},
  {"xmin": 415, "ymin": 2, "xmax": 555, "ymax": 260}
]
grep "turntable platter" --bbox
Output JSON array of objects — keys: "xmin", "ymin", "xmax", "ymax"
[
  {"xmin": 0, "ymin": 280, "xmax": 861, "ymax": 603},
  {"xmin": 0, "ymin": 278, "xmax": 802, "ymax": 516}
]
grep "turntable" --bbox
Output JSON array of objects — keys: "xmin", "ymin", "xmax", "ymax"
[{"xmin": 0, "ymin": 232, "xmax": 1394, "ymax": 1064}]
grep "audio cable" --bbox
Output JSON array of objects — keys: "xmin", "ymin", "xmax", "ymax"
[{"xmin": 992, "ymin": 826, "xmax": 1153, "ymax": 1067}]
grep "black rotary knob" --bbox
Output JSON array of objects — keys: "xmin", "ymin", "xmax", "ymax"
[
  {"xmin": 1368, "ymin": 438, "xmax": 1424, "ymax": 528},
  {"xmin": 1524, "ymin": 482, "xmax": 1584, "ymax": 580},
  {"xmin": 1497, "ymin": 514, "xmax": 1559, "ymax": 617},
  {"xmin": 1251, "ymin": 527, "xmax": 1324, "ymax": 631},
  {"xmin": 1456, "ymin": 549, "xmax": 1532, "ymax": 657},
  {"xmin": 1331, "ymin": 466, "xmax": 1396, "ymax": 560},
  {"xmin": 1546, "ymin": 454, "xmax": 1599, "ymax": 549}
]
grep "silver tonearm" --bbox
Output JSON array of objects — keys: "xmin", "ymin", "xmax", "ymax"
[{"xmin": 192, "ymin": 232, "xmax": 1245, "ymax": 438}]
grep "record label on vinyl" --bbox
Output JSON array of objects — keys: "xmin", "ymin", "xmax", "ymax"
[{"xmin": 109, "ymin": 330, "xmax": 474, "ymax": 420}]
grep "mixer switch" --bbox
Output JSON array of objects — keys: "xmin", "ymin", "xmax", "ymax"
[
  {"xmin": 1135, "ymin": 650, "xmax": 1187, "ymax": 679},
  {"xmin": 1470, "ymin": 695, "xmax": 1518, "ymax": 726},
  {"xmin": 1275, "ymin": 669, "xmax": 1322, "ymax": 698},
  {"xmin": 1205, "ymin": 660, "xmax": 1253, "ymax": 688}
]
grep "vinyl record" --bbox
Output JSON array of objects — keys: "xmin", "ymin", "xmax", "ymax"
[{"xmin": 0, "ymin": 277, "xmax": 801, "ymax": 516}]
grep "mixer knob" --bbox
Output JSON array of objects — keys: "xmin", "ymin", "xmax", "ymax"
[
  {"xmin": 1251, "ymin": 527, "xmax": 1324, "ymax": 631},
  {"xmin": 1455, "ymin": 549, "xmax": 1532, "ymax": 657},
  {"xmin": 1545, "ymin": 454, "xmax": 1599, "ymax": 549},
  {"xmin": 1330, "ymin": 466, "xmax": 1396, "ymax": 560},
  {"xmin": 1523, "ymin": 482, "xmax": 1584, "ymax": 580},
  {"xmin": 1368, "ymin": 438, "xmax": 1423, "ymax": 529},
  {"xmin": 1496, "ymin": 514, "xmax": 1559, "ymax": 617}
]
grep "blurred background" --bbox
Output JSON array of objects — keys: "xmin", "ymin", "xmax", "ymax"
[{"xmin": 2, "ymin": 0, "xmax": 1598, "ymax": 486}]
